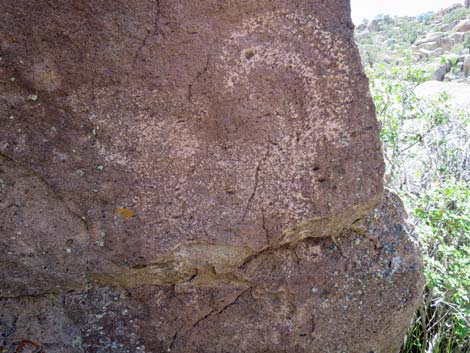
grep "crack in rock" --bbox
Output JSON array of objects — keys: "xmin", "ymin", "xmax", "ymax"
[
  {"xmin": 168, "ymin": 287, "xmax": 251, "ymax": 351},
  {"xmin": 188, "ymin": 52, "xmax": 211, "ymax": 102},
  {"xmin": 0, "ymin": 152, "xmax": 90, "ymax": 231},
  {"xmin": 133, "ymin": 0, "xmax": 162, "ymax": 64},
  {"xmin": 241, "ymin": 144, "xmax": 270, "ymax": 223}
]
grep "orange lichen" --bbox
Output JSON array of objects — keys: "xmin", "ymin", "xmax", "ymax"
[{"xmin": 115, "ymin": 207, "xmax": 135, "ymax": 219}]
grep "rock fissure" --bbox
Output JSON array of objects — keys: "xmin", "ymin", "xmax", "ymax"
[
  {"xmin": 90, "ymin": 207, "xmax": 377, "ymax": 289},
  {"xmin": 181, "ymin": 286, "xmax": 252, "ymax": 342},
  {"xmin": 188, "ymin": 52, "xmax": 211, "ymax": 102},
  {"xmin": 241, "ymin": 144, "xmax": 270, "ymax": 223},
  {"xmin": 168, "ymin": 324, "xmax": 183, "ymax": 352},
  {"xmin": 0, "ymin": 152, "xmax": 90, "ymax": 231},
  {"xmin": 261, "ymin": 209, "xmax": 270, "ymax": 245},
  {"xmin": 133, "ymin": 0, "xmax": 162, "ymax": 64}
]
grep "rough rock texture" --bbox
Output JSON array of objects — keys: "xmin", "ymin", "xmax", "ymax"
[
  {"xmin": 0, "ymin": 191, "xmax": 423, "ymax": 353},
  {"xmin": 454, "ymin": 19, "xmax": 470, "ymax": 32},
  {"xmin": 0, "ymin": 1, "xmax": 423, "ymax": 352},
  {"xmin": 415, "ymin": 80, "xmax": 470, "ymax": 109}
]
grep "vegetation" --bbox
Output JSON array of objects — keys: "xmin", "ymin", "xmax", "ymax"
[
  {"xmin": 356, "ymin": 7, "xmax": 470, "ymax": 353},
  {"xmin": 441, "ymin": 7, "xmax": 470, "ymax": 24}
]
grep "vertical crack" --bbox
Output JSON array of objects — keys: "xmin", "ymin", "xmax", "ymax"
[
  {"xmin": 167, "ymin": 326, "xmax": 182, "ymax": 352},
  {"xmin": 1, "ymin": 316, "xmax": 17, "ymax": 346},
  {"xmin": 154, "ymin": 0, "xmax": 161, "ymax": 36},
  {"xmin": 188, "ymin": 53, "xmax": 211, "ymax": 102},
  {"xmin": 241, "ymin": 144, "xmax": 270, "ymax": 222},
  {"xmin": 293, "ymin": 247, "xmax": 302, "ymax": 266},
  {"xmin": 133, "ymin": 0, "xmax": 162, "ymax": 64},
  {"xmin": 310, "ymin": 313, "xmax": 316, "ymax": 334},
  {"xmin": 261, "ymin": 209, "xmax": 271, "ymax": 245}
]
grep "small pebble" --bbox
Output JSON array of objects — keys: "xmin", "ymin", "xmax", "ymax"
[{"xmin": 28, "ymin": 94, "xmax": 38, "ymax": 101}]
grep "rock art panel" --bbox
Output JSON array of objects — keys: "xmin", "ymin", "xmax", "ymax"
[{"xmin": 0, "ymin": 0, "xmax": 422, "ymax": 352}]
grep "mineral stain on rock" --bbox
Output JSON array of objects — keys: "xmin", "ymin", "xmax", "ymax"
[
  {"xmin": 115, "ymin": 207, "xmax": 136, "ymax": 219},
  {"xmin": 0, "ymin": 1, "xmax": 423, "ymax": 352}
]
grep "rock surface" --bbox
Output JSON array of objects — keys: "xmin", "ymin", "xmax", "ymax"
[
  {"xmin": 415, "ymin": 80, "xmax": 470, "ymax": 109},
  {"xmin": 0, "ymin": 1, "xmax": 422, "ymax": 352},
  {"xmin": 465, "ymin": 55, "xmax": 470, "ymax": 76},
  {"xmin": 453, "ymin": 19, "xmax": 470, "ymax": 32},
  {"xmin": 368, "ymin": 19, "xmax": 381, "ymax": 32},
  {"xmin": 0, "ymin": 191, "xmax": 423, "ymax": 353}
]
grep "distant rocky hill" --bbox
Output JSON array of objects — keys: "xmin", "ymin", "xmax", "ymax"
[{"xmin": 355, "ymin": 3, "xmax": 470, "ymax": 85}]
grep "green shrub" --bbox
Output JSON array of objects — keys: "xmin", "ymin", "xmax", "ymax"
[
  {"xmin": 404, "ymin": 182, "xmax": 470, "ymax": 351},
  {"xmin": 441, "ymin": 7, "xmax": 470, "ymax": 25},
  {"xmin": 357, "ymin": 10, "xmax": 470, "ymax": 350},
  {"xmin": 464, "ymin": 35, "xmax": 470, "ymax": 51},
  {"xmin": 366, "ymin": 62, "xmax": 470, "ymax": 352}
]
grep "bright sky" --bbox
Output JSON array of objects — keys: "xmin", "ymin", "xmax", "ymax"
[{"xmin": 351, "ymin": 0, "xmax": 462, "ymax": 23}]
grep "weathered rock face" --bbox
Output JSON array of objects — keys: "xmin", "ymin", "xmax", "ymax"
[
  {"xmin": 1, "ymin": 1, "xmax": 423, "ymax": 352},
  {"xmin": 454, "ymin": 19, "xmax": 470, "ymax": 32}
]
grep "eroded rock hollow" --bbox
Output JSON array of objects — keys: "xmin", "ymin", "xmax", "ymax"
[{"xmin": 1, "ymin": 1, "xmax": 423, "ymax": 352}]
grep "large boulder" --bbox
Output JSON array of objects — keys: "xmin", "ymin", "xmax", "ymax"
[
  {"xmin": 453, "ymin": 19, "xmax": 470, "ymax": 32},
  {"xmin": 437, "ymin": 21, "xmax": 458, "ymax": 32},
  {"xmin": 368, "ymin": 19, "xmax": 382, "ymax": 32},
  {"xmin": 0, "ymin": 1, "xmax": 423, "ymax": 352},
  {"xmin": 448, "ymin": 31, "xmax": 466, "ymax": 43},
  {"xmin": 412, "ymin": 32, "xmax": 454, "ymax": 56},
  {"xmin": 356, "ymin": 23, "xmax": 367, "ymax": 32},
  {"xmin": 414, "ymin": 32, "xmax": 447, "ymax": 45},
  {"xmin": 464, "ymin": 55, "xmax": 470, "ymax": 77},
  {"xmin": 413, "ymin": 47, "xmax": 445, "ymax": 61},
  {"xmin": 415, "ymin": 80, "xmax": 470, "ymax": 109},
  {"xmin": 436, "ymin": 3, "xmax": 463, "ymax": 17},
  {"xmin": 432, "ymin": 63, "xmax": 450, "ymax": 81}
]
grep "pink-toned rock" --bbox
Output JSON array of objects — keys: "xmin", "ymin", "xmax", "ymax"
[
  {"xmin": 0, "ymin": 0, "xmax": 423, "ymax": 352},
  {"xmin": 453, "ymin": 19, "xmax": 470, "ymax": 32}
]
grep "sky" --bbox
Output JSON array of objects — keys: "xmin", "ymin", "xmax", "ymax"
[{"xmin": 351, "ymin": 0, "xmax": 462, "ymax": 23}]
